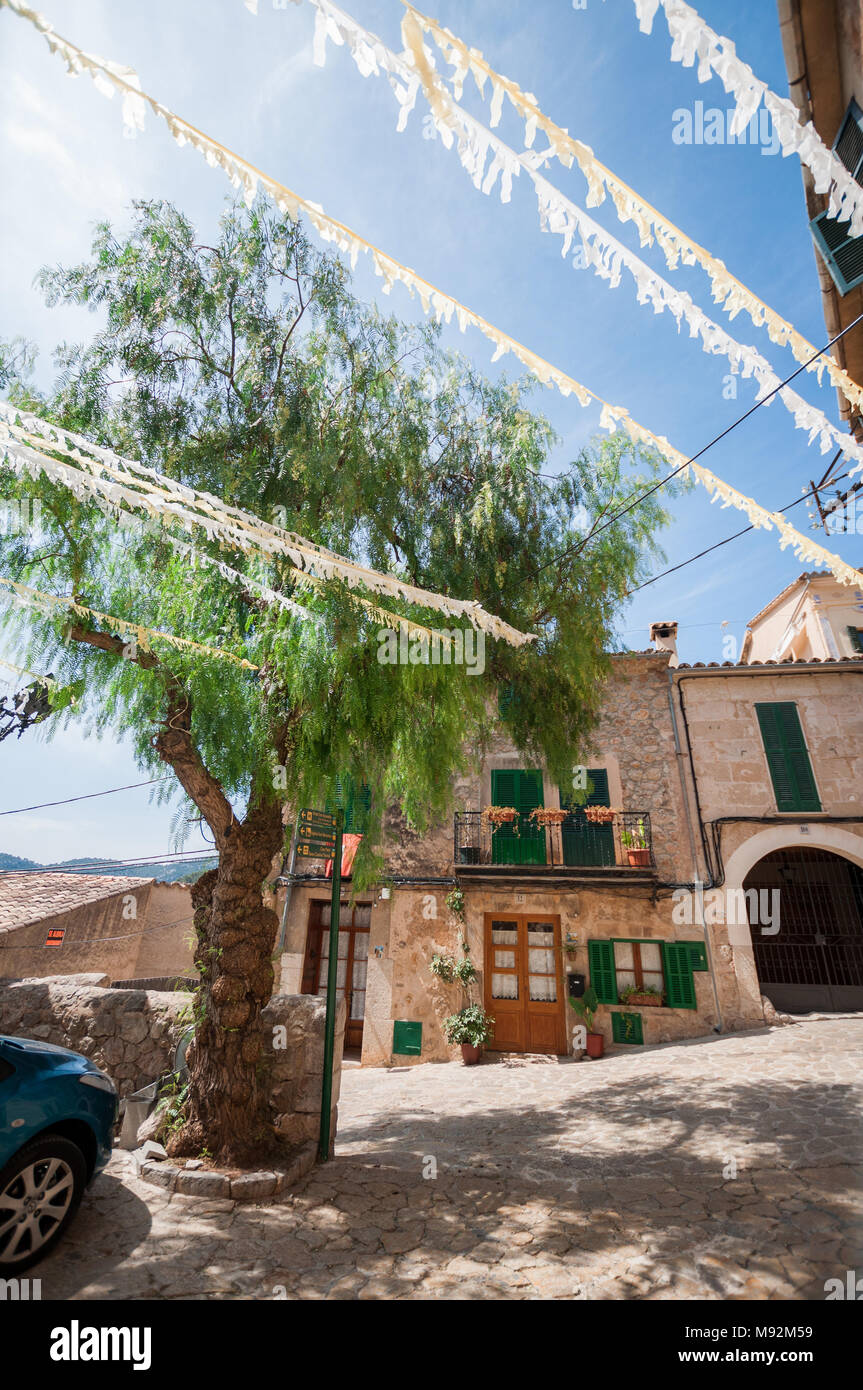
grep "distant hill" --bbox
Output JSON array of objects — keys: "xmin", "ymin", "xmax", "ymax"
[{"xmin": 0, "ymin": 851, "xmax": 216, "ymax": 883}]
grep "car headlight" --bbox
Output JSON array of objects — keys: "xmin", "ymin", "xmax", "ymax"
[{"xmin": 79, "ymin": 1071, "xmax": 117, "ymax": 1095}]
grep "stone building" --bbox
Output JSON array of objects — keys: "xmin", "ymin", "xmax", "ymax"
[
  {"xmin": 275, "ymin": 570, "xmax": 863, "ymax": 1065},
  {"xmin": 778, "ymin": 0, "xmax": 863, "ymax": 438},
  {"xmin": 0, "ymin": 872, "xmax": 196, "ymax": 984}
]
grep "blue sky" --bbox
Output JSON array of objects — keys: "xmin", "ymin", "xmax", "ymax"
[{"xmin": 0, "ymin": 0, "xmax": 859, "ymax": 860}]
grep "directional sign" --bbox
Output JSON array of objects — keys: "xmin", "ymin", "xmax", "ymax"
[
  {"xmin": 299, "ymin": 808, "xmax": 337, "ymax": 831},
  {"xmin": 296, "ymin": 839, "xmax": 337, "ymax": 858}
]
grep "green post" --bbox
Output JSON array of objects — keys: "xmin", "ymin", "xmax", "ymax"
[{"xmin": 319, "ymin": 809, "xmax": 343, "ymax": 1162}]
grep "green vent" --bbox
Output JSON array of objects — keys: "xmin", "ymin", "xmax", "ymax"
[
  {"xmin": 612, "ymin": 1011, "xmax": 644, "ymax": 1045},
  {"xmin": 392, "ymin": 1020, "xmax": 422, "ymax": 1055}
]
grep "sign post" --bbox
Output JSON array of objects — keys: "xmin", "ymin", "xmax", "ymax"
[{"xmin": 319, "ymin": 808, "xmax": 343, "ymax": 1162}]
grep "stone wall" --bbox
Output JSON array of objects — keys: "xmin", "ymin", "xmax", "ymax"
[
  {"xmin": 0, "ymin": 974, "xmax": 345, "ymax": 1148},
  {"xmin": 0, "ymin": 974, "xmax": 187, "ymax": 1096}
]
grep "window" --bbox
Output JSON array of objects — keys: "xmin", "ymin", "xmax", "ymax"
[
  {"xmin": 755, "ymin": 703, "xmax": 821, "ymax": 813},
  {"xmin": 559, "ymin": 767, "xmax": 615, "ymax": 867},
  {"xmin": 613, "ymin": 940, "xmax": 663, "ymax": 994},
  {"xmin": 588, "ymin": 939, "xmax": 697, "ymax": 1009},
  {"xmin": 490, "ymin": 768, "xmax": 545, "ymax": 865},
  {"xmin": 325, "ymin": 775, "xmax": 371, "ymax": 833},
  {"xmin": 810, "ymin": 100, "xmax": 863, "ymax": 295},
  {"xmin": 847, "ymin": 626, "xmax": 863, "ymax": 656}
]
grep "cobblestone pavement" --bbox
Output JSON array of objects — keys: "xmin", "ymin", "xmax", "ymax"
[{"xmin": 38, "ymin": 1019, "xmax": 863, "ymax": 1300}]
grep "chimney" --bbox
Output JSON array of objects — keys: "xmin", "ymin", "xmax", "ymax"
[{"xmin": 650, "ymin": 620, "xmax": 679, "ymax": 667}]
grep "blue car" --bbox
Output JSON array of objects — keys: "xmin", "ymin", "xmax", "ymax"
[{"xmin": 0, "ymin": 1035, "xmax": 117, "ymax": 1271}]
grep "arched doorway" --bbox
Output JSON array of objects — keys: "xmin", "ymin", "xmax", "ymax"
[{"xmin": 744, "ymin": 848, "xmax": 863, "ymax": 1013}]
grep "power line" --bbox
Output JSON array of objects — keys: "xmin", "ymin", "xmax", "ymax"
[
  {"xmin": 625, "ymin": 472, "xmax": 852, "ymax": 597},
  {"xmin": 541, "ymin": 309, "xmax": 863, "ymax": 576},
  {"xmin": 0, "ymin": 849, "xmax": 218, "ymax": 876},
  {"xmin": 0, "ymin": 777, "xmax": 171, "ymax": 817}
]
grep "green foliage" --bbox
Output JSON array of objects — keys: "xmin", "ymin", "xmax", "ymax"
[
  {"xmin": 618, "ymin": 983, "xmax": 662, "ymax": 1002},
  {"xmin": 442, "ymin": 1004, "xmax": 495, "ymax": 1047},
  {"xmin": 0, "ymin": 198, "xmax": 682, "ymax": 877},
  {"xmin": 429, "ymin": 952, "xmax": 456, "ymax": 983},
  {"xmin": 452, "ymin": 955, "xmax": 478, "ymax": 987},
  {"xmin": 568, "ymin": 985, "xmax": 599, "ymax": 1033},
  {"xmin": 445, "ymin": 886, "xmax": 465, "ymax": 921}
]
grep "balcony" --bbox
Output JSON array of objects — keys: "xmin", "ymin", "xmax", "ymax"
[{"xmin": 453, "ymin": 810, "xmax": 656, "ymax": 879}]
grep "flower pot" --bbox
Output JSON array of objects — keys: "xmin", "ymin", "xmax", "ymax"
[
  {"xmin": 622, "ymin": 993, "xmax": 662, "ymax": 1007},
  {"xmin": 461, "ymin": 1043, "xmax": 482, "ymax": 1065},
  {"xmin": 586, "ymin": 807, "xmax": 616, "ymax": 825},
  {"xmin": 585, "ymin": 1031, "xmax": 604, "ymax": 1059},
  {"xmin": 626, "ymin": 847, "xmax": 651, "ymax": 867}
]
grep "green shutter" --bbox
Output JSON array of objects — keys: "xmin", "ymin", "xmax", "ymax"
[
  {"xmin": 560, "ymin": 768, "xmax": 614, "ymax": 867},
  {"xmin": 588, "ymin": 939, "xmax": 617, "ymax": 1004},
  {"xmin": 326, "ymin": 776, "xmax": 371, "ymax": 833},
  {"xmin": 491, "ymin": 769, "xmax": 545, "ymax": 864},
  {"xmin": 662, "ymin": 942, "xmax": 697, "ymax": 1009},
  {"xmin": 681, "ymin": 940, "xmax": 709, "ymax": 972},
  {"xmin": 755, "ymin": 703, "xmax": 821, "ymax": 813},
  {"xmin": 847, "ymin": 626, "xmax": 863, "ymax": 655}
]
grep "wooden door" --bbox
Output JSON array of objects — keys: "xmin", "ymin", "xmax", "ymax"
[
  {"xmin": 484, "ymin": 913, "xmax": 566, "ymax": 1054},
  {"xmin": 301, "ymin": 900, "xmax": 371, "ymax": 1050}
]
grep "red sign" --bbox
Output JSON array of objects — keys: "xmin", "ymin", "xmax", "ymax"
[{"xmin": 45, "ymin": 927, "xmax": 65, "ymax": 947}]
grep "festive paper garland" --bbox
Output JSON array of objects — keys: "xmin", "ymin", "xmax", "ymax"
[
  {"xmin": 631, "ymin": 0, "xmax": 863, "ymax": 237},
  {"xmin": 0, "ymin": 410, "xmax": 488, "ymax": 650},
  {"xmin": 300, "ymin": 0, "xmax": 863, "ymax": 476},
  {"xmin": 399, "ymin": 0, "xmax": 863, "ymax": 415},
  {"xmin": 0, "ymin": 573, "xmax": 261, "ymax": 669},
  {"xmin": 1, "ymin": 0, "xmax": 860, "ymax": 591}
]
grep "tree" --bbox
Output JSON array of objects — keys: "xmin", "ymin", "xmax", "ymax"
[{"xmin": 0, "ymin": 199, "xmax": 682, "ymax": 1163}]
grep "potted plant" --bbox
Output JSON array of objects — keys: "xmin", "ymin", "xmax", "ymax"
[
  {"xmin": 442, "ymin": 1004, "xmax": 494, "ymax": 1064},
  {"xmin": 585, "ymin": 805, "xmax": 617, "ymax": 825},
  {"xmin": 529, "ymin": 806, "xmax": 568, "ymax": 827},
  {"xmin": 482, "ymin": 804, "xmax": 520, "ymax": 833},
  {"xmin": 618, "ymin": 982, "xmax": 663, "ymax": 1007},
  {"xmin": 621, "ymin": 818, "xmax": 651, "ymax": 867},
  {"xmin": 568, "ymin": 985, "xmax": 604, "ymax": 1058}
]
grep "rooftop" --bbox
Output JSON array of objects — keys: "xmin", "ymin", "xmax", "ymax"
[{"xmin": 0, "ymin": 872, "xmax": 153, "ymax": 935}]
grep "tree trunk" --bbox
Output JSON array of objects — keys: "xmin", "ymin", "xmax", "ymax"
[{"xmin": 166, "ymin": 797, "xmax": 285, "ymax": 1165}]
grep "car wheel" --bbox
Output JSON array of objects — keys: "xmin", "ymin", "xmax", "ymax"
[{"xmin": 0, "ymin": 1134, "xmax": 87, "ymax": 1272}]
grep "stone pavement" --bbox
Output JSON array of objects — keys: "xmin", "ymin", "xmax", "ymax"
[{"xmin": 37, "ymin": 1018, "xmax": 863, "ymax": 1300}]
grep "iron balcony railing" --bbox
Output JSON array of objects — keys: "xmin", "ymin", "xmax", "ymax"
[{"xmin": 453, "ymin": 810, "xmax": 656, "ymax": 870}]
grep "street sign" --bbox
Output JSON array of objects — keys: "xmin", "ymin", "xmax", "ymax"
[
  {"xmin": 296, "ymin": 808, "xmax": 337, "ymax": 858},
  {"xmin": 296, "ymin": 839, "xmax": 337, "ymax": 858},
  {"xmin": 298, "ymin": 809, "xmax": 337, "ymax": 830}
]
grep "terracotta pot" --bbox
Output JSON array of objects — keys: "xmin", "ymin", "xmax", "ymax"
[
  {"xmin": 585, "ymin": 1031, "xmax": 604, "ymax": 1059},
  {"xmin": 626, "ymin": 847, "xmax": 651, "ymax": 867},
  {"xmin": 623, "ymin": 994, "xmax": 662, "ymax": 1007},
  {"xmin": 461, "ymin": 1043, "xmax": 482, "ymax": 1065}
]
